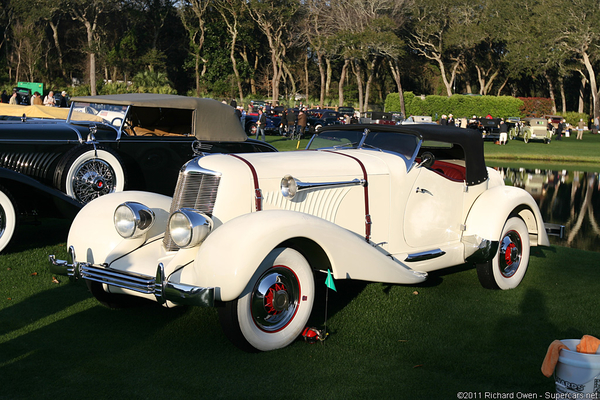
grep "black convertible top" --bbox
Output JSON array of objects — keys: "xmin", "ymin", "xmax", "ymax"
[{"xmin": 320, "ymin": 124, "xmax": 488, "ymax": 186}]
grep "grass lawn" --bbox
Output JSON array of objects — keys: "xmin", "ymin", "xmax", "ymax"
[{"xmin": 1, "ymin": 221, "xmax": 600, "ymax": 398}]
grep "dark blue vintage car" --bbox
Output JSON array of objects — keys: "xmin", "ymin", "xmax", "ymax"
[{"xmin": 0, "ymin": 94, "xmax": 276, "ymax": 252}]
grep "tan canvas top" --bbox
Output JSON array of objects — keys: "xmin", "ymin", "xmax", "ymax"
[
  {"xmin": 70, "ymin": 94, "xmax": 247, "ymax": 141},
  {"xmin": 0, "ymin": 103, "xmax": 102, "ymax": 121}
]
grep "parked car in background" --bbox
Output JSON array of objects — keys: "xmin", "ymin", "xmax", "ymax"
[
  {"xmin": 519, "ymin": 117, "xmax": 553, "ymax": 143},
  {"xmin": 0, "ymin": 94, "xmax": 276, "ymax": 253},
  {"xmin": 306, "ymin": 109, "xmax": 342, "ymax": 132},
  {"xmin": 361, "ymin": 111, "xmax": 403, "ymax": 125},
  {"xmin": 401, "ymin": 115, "xmax": 435, "ymax": 125},
  {"xmin": 472, "ymin": 117, "xmax": 502, "ymax": 140},
  {"xmin": 51, "ymin": 123, "xmax": 552, "ymax": 352}
]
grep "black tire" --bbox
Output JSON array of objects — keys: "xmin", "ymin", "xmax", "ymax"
[
  {"xmin": 476, "ymin": 217, "xmax": 530, "ymax": 290},
  {"xmin": 54, "ymin": 145, "xmax": 126, "ymax": 204},
  {"xmin": 0, "ymin": 185, "xmax": 17, "ymax": 253},
  {"xmin": 218, "ymin": 247, "xmax": 315, "ymax": 352}
]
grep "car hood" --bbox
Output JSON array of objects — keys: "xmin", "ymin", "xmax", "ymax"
[{"xmin": 199, "ymin": 149, "xmax": 395, "ymax": 181}]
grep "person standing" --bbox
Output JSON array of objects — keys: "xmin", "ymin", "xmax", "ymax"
[
  {"xmin": 59, "ymin": 91, "xmax": 68, "ymax": 107},
  {"xmin": 287, "ymin": 108, "xmax": 296, "ymax": 138},
  {"xmin": 0, "ymin": 90, "xmax": 8, "ymax": 103},
  {"xmin": 297, "ymin": 109, "xmax": 307, "ymax": 140},
  {"xmin": 499, "ymin": 119, "xmax": 508, "ymax": 145},
  {"xmin": 9, "ymin": 91, "xmax": 18, "ymax": 104},
  {"xmin": 44, "ymin": 91, "xmax": 56, "ymax": 106},
  {"xmin": 577, "ymin": 118, "xmax": 586, "ymax": 140},
  {"xmin": 32, "ymin": 92, "xmax": 43, "ymax": 105},
  {"xmin": 555, "ymin": 119, "xmax": 564, "ymax": 140},
  {"xmin": 256, "ymin": 108, "xmax": 266, "ymax": 141},
  {"xmin": 280, "ymin": 108, "xmax": 288, "ymax": 136}
]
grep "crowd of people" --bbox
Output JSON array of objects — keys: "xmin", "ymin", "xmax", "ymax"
[{"xmin": 0, "ymin": 88, "xmax": 68, "ymax": 107}]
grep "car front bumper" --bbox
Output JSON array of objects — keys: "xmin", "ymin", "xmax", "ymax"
[{"xmin": 49, "ymin": 246, "xmax": 214, "ymax": 307}]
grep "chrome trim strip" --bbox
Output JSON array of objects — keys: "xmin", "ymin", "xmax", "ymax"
[{"xmin": 404, "ymin": 249, "xmax": 446, "ymax": 262}]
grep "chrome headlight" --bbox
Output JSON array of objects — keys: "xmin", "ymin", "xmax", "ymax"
[
  {"xmin": 114, "ymin": 202, "xmax": 155, "ymax": 239},
  {"xmin": 168, "ymin": 208, "xmax": 213, "ymax": 249},
  {"xmin": 280, "ymin": 175, "xmax": 299, "ymax": 199}
]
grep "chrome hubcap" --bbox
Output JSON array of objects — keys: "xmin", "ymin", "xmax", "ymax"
[
  {"xmin": 251, "ymin": 266, "xmax": 300, "ymax": 332},
  {"xmin": 73, "ymin": 159, "xmax": 116, "ymax": 203},
  {"xmin": 499, "ymin": 230, "xmax": 522, "ymax": 278}
]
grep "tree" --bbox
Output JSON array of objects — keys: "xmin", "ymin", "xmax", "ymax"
[
  {"xmin": 179, "ymin": 0, "xmax": 209, "ymax": 97},
  {"xmin": 551, "ymin": 0, "xmax": 600, "ymax": 121},
  {"xmin": 214, "ymin": 0, "xmax": 246, "ymax": 102},
  {"xmin": 69, "ymin": 0, "xmax": 113, "ymax": 95},
  {"xmin": 407, "ymin": 0, "xmax": 479, "ymax": 97},
  {"xmin": 245, "ymin": 0, "xmax": 300, "ymax": 104}
]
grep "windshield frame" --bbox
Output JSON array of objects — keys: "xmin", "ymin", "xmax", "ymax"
[{"xmin": 306, "ymin": 127, "xmax": 422, "ymax": 171}]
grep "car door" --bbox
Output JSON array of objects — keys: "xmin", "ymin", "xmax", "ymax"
[{"xmin": 403, "ymin": 166, "xmax": 465, "ymax": 248}]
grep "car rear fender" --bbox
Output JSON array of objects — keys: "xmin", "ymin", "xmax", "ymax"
[
  {"xmin": 68, "ymin": 191, "xmax": 172, "ymax": 265},
  {"xmin": 462, "ymin": 185, "xmax": 549, "ymax": 252},
  {"xmin": 188, "ymin": 210, "xmax": 427, "ymax": 302}
]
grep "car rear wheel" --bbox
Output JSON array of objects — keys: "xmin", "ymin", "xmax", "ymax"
[
  {"xmin": 476, "ymin": 217, "xmax": 530, "ymax": 290},
  {"xmin": 0, "ymin": 186, "xmax": 17, "ymax": 253},
  {"xmin": 54, "ymin": 145, "xmax": 126, "ymax": 204},
  {"xmin": 218, "ymin": 247, "xmax": 315, "ymax": 352},
  {"xmin": 524, "ymin": 134, "xmax": 529, "ymax": 143}
]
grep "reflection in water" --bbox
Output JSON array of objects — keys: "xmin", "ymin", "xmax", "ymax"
[{"xmin": 496, "ymin": 167, "xmax": 600, "ymax": 252}]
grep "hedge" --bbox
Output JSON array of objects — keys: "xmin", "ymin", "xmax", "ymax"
[{"xmin": 385, "ymin": 92, "xmax": 524, "ymax": 120}]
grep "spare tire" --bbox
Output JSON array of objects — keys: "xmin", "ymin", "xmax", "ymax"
[{"xmin": 54, "ymin": 145, "xmax": 126, "ymax": 204}]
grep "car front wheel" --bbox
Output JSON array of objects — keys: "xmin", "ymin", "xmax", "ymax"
[
  {"xmin": 0, "ymin": 186, "xmax": 17, "ymax": 253},
  {"xmin": 218, "ymin": 247, "xmax": 315, "ymax": 352},
  {"xmin": 476, "ymin": 216, "xmax": 530, "ymax": 290},
  {"xmin": 54, "ymin": 145, "xmax": 126, "ymax": 204}
]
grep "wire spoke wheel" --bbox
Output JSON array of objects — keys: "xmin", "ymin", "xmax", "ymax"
[{"xmin": 72, "ymin": 158, "xmax": 117, "ymax": 203}]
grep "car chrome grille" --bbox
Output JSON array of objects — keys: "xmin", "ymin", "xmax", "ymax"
[{"xmin": 163, "ymin": 160, "xmax": 221, "ymax": 251}]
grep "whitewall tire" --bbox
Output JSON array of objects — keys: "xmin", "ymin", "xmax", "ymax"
[
  {"xmin": 219, "ymin": 247, "xmax": 315, "ymax": 352},
  {"xmin": 0, "ymin": 186, "xmax": 16, "ymax": 253},
  {"xmin": 477, "ymin": 216, "xmax": 530, "ymax": 290},
  {"xmin": 54, "ymin": 146, "xmax": 126, "ymax": 204}
]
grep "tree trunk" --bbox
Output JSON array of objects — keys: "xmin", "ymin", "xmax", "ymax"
[
  {"xmin": 559, "ymin": 76, "xmax": 566, "ymax": 113},
  {"xmin": 544, "ymin": 71, "xmax": 556, "ymax": 114},
  {"xmin": 338, "ymin": 59, "xmax": 349, "ymax": 107},
  {"xmin": 351, "ymin": 60, "xmax": 364, "ymax": 113},
  {"xmin": 304, "ymin": 51, "xmax": 309, "ymax": 105},
  {"xmin": 578, "ymin": 71, "xmax": 587, "ymax": 114},
  {"xmin": 49, "ymin": 19, "xmax": 66, "ymax": 79},
  {"xmin": 363, "ymin": 57, "xmax": 378, "ymax": 112},
  {"xmin": 325, "ymin": 57, "xmax": 332, "ymax": 99},
  {"xmin": 388, "ymin": 59, "xmax": 406, "ymax": 117},
  {"xmin": 318, "ymin": 52, "xmax": 325, "ymax": 108}
]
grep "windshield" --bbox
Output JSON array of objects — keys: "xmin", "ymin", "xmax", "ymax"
[
  {"xmin": 307, "ymin": 129, "xmax": 420, "ymax": 161},
  {"xmin": 68, "ymin": 101, "xmax": 129, "ymax": 127}
]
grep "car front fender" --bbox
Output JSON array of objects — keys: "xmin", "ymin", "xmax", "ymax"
[
  {"xmin": 185, "ymin": 210, "xmax": 427, "ymax": 302},
  {"xmin": 463, "ymin": 185, "xmax": 549, "ymax": 253},
  {"xmin": 68, "ymin": 191, "xmax": 172, "ymax": 265}
]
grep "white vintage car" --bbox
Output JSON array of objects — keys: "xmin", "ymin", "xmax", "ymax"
[{"xmin": 50, "ymin": 124, "xmax": 550, "ymax": 352}]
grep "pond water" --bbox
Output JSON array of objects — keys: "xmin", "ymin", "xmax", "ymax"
[{"xmin": 490, "ymin": 165, "xmax": 600, "ymax": 252}]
